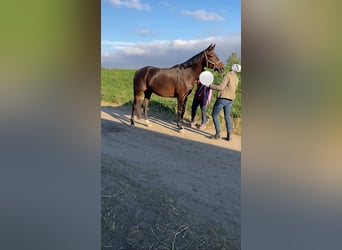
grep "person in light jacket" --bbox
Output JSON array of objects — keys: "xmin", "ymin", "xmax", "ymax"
[{"xmin": 209, "ymin": 64, "xmax": 241, "ymax": 141}]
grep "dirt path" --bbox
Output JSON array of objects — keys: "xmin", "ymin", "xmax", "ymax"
[{"xmin": 101, "ymin": 105, "xmax": 241, "ymax": 249}]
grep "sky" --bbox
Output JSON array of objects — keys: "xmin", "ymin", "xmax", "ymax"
[{"xmin": 101, "ymin": 0, "xmax": 241, "ymax": 69}]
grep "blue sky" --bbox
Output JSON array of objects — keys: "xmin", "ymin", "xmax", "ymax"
[{"xmin": 101, "ymin": 0, "xmax": 241, "ymax": 69}]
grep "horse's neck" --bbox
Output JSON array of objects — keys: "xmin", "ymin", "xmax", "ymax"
[
  {"xmin": 196, "ymin": 53, "xmax": 207, "ymax": 75},
  {"xmin": 183, "ymin": 68, "xmax": 201, "ymax": 83},
  {"xmin": 190, "ymin": 62, "xmax": 205, "ymax": 81},
  {"xmin": 180, "ymin": 52, "xmax": 206, "ymax": 82}
]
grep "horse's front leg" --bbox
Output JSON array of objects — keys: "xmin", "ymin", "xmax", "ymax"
[
  {"xmin": 177, "ymin": 100, "xmax": 185, "ymax": 129},
  {"xmin": 177, "ymin": 95, "xmax": 189, "ymax": 129},
  {"xmin": 180, "ymin": 96, "xmax": 189, "ymax": 121}
]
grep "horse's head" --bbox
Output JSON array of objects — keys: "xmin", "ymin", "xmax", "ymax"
[{"xmin": 204, "ymin": 44, "xmax": 225, "ymax": 73}]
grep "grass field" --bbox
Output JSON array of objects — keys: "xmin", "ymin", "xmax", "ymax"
[{"xmin": 101, "ymin": 68, "xmax": 241, "ymax": 134}]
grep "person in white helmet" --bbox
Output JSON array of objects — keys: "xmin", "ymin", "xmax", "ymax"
[
  {"xmin": 190, "ymin": 79, "xmax": 212, "ymax": 130},
  {"xmin": 209, "ymin": 64, "xmax": 241, "ymax": 141}
]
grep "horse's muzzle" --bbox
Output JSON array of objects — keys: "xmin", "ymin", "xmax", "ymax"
[{"xmin": 214, "ymin": 67, "xmax": 224, "ymax": 73}]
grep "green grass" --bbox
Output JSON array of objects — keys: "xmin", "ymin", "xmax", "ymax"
[
  {"xmin": 101, "ymin": 67, "xmax": 241, "ymax": 134},
  {"xmin": 101, "ymin": 68, "xmax": 136, "ymax": 104}
]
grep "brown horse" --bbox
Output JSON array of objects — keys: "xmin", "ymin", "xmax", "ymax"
[{"xmin": 130, "ymin": 43, "xmax": 224, "ymax": 129}]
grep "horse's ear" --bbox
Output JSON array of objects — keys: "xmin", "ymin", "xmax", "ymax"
[{"xmin": 207, "ymin": 43, "xmax": 216, "ymax": 51}]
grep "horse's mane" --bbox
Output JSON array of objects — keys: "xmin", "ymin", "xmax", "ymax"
[
  {"xmin": 171, "ymin": 64, "xmax": 179, "ymax": 68},
  {"xmin": 179, "ymin": 50, "xmax": 204, "ymax": 69}
]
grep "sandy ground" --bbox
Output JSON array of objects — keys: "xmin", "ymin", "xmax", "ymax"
[{"xmin": 101, "ymin": 105, "xmax": 241, "ymax": 249}]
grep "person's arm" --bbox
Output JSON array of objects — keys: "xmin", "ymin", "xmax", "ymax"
[{"xmin": 210, "ymin": 74, "xmax": 229, "ymax": 90}]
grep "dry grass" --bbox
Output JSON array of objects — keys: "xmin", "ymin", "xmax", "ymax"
[
  {"xmin": 101, "ymin": 158, "xmax": 240, "ymax": 250},
  {"xmin": 102, "ymin": 189, "xmax": 240, "ymax": 250}
]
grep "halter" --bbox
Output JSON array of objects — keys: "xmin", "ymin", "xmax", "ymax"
[{"xmin": 204, "ymin": 51, "xmax": 222, "ymax": 69}]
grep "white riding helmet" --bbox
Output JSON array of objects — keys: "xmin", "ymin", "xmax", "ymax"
[{"xmin": 231, "ymin": 64, "xmax": 241, "ymax": 72}]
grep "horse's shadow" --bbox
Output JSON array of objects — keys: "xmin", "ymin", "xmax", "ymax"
[{"xmin": 101, "ymin": 103, "xmax": 213, "ymax": 137}]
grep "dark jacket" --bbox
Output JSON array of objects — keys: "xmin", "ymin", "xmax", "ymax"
[{"xmin": 194, "ymin": 82, "xmax": 212, "ymax": 106}]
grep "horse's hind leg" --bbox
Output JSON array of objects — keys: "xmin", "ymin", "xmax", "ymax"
[
  {"xmin": 130, "ymin": 102, "xmax": 135, "ymax": 126},
  {"xmin": 142, "ymin": 98, "xmax": 150, "ymax": 121},
  {"xmin": 131, "ymin": 93, "xmax": 143, "ymax": 126},
  {"xmin": 142, "ymin": 90, "xmax": 152, "ymax": 126}
]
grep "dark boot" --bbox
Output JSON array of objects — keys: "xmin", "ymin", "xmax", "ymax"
[{"xmin": 224, "ymin": 133, "xmax": 231, "ymax": 141}]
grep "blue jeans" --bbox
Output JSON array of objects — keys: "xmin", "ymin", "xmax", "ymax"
[
  {"xmin": 191, "ymin": 98, "xmax": 207, "ymax": 125},
  {"xmin": 212, "ymin": 98, "xmax": 233, "ymax": 134}
]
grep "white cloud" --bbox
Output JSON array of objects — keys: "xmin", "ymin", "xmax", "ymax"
[
  {"xmin": 101, "ymin": 40, "xmax": 136, "ymax": 51},
  {"xmin": 106, "ymin": 0, "xmax": 151, "ymax": 10},
  {"xmin": 182, "ymin": 10, "xmax": 224, "ymax": 21},
  {"xmin": 101, "ymin": 36, "xmax": 241, "ymax": 69},
  {"xmin": 135, "ymin": 28, "xmax": 152, "ymax": 36},
  {"xmin": 101, "ymin": 40, "xmax": 135, "ymax": 46}
]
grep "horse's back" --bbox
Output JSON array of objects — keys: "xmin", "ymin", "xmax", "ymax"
[{"xmin": 133, "ymin": 65, "xmax": 192, "ymax": 97}]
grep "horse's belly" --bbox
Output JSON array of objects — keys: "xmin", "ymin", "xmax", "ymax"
[
  {"xmin": 148, "ymin": 71, "xmax": 179, "ymax": 97},
  {"xmin": 154, "ymin": 88, "xmax": 175, "ymax": 97},
  {"xmin": 149, "ymin": 80, "xmax": 176, "ymax": 97}
]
